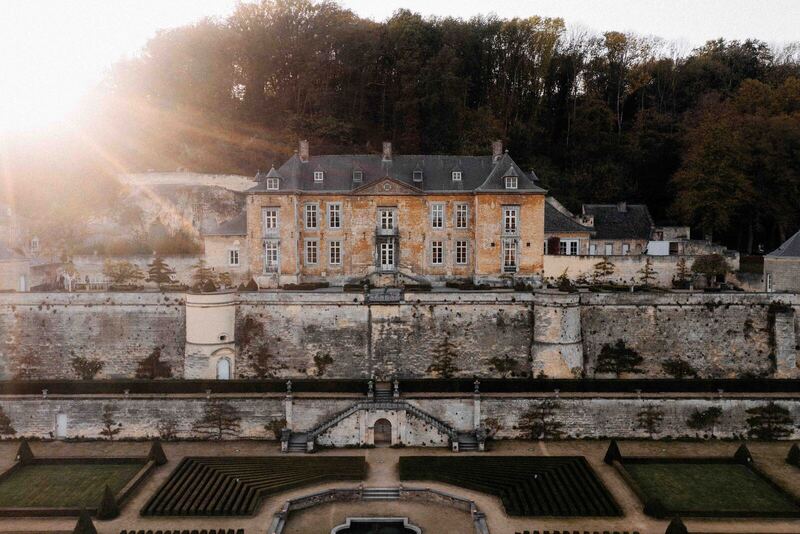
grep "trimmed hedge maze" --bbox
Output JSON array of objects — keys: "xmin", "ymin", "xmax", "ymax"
[
  {"xmin": 399, "ymin": 456, "xmax": 620, "ymax": 517},
  {"xmin": 142, "ymin": 457, "xmax": 365, "ymax": 516}
]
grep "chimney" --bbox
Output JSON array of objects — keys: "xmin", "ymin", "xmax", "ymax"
[
  {"xmin": 617, "ymin": 201, "xmax": 627, "ymax": 213},
  {"xmin": 299, "ymin": 140, "xmax": 309, "ymax": 163},
  {"xmin": 492, "ymin": 140, "xmax": 503, "ymax": 163},
  {"xmin": 382, "ymin": 141, "xmax": 392, "ymax": 161}
]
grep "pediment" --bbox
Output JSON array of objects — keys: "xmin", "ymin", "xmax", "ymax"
[{"xmin": 351, "ymin": 177, "xmax": 422, "ymax": 196}]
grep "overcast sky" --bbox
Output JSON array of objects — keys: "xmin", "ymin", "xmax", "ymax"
[{"xmin": 1, "ymin": 0, "xmax": 797, "ymax": 132}]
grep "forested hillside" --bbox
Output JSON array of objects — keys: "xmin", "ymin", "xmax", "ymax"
[{"xmin": 5, "ymin": 0, "xmax": 800, "ymax": 253}]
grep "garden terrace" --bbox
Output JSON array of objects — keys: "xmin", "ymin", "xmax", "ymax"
[
  {"xmin": 516, "ymin": 531, "xmax": 639, "ymax": 534},
  {"xmin": 612, "ymin": 447, "xmax": 800, "ymax": 518},
  {"xmin": 142, "ymin": 456, "xmax": 366, "ymax": 516},
  {"xmin": 399, "ymin": 456, "xmax": 620, "ymax": 517},
  {"xmin": 121, "ymin": 530, "xmax": 244, "ymax": 534}
]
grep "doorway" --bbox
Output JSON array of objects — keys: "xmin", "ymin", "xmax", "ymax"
[
  {"xmin": 374, "ymin": 418, "xmax": 392, "ymax": 446},
  {"xmin": 55, "ymin": 413, "xmax": 67, "ymax": 439},
  {"xmin": 216, "ymin": 357, "xmax": 231, "ymax": 380}
]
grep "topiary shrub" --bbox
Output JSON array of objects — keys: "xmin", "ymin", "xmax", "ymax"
[
  {"xmin": 787, "ymin": 443, "xmax": 800, "ymax": 467},
  {"xmin": 603, "ymin": 440, "xmax": 622, "ymax": 465},
  {"xmin": 16, "ymin": 438, "xmax": 33, "ymax": 464},
  {"xmin": 96, "ymin": 485, "xmax": 120, "ymax": 520},
  {"xmin": 73, "ymin": 509, "xmax": 97, "ymax": 534},
  {"xmin": 148, "ymin": 440, "xmax": 168, "ymax": 466},
  {"xmin": 665, "ymin": 516, "xmax": 689, "ymax": 534},
  {"xmin": 734, "ymin": 443, "xmax": 753, "ymax": 464}
]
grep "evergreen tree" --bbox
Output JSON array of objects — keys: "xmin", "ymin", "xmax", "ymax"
[
  {"xmin": 191, "ymin": 259, "xmax": 218, "ymax": 289},
  {"xmin": 135, "ymin": 346, "xmax": 172, "ymax": 379},
  {"xmin": 73, "ymin": 509, "xmax": 97, "ymax": 534},
  {"xmin": 192, "ymin": 399, "xmax": 242, "ymax": 440},
  {"xmin": 592, "ymin": 258, "xmax": 616, "ymax": 284},
  {"xmin": 691, "ymin": 254, "xmax": 730, "ymax": 287},
  {"xmin": 661, "ymin": 357, "xmax": 698, "ymax": 378},
  {"xmin": 746, "ymin": 402, "xmax": 793, "ymax": 440},
  {"xmin": 519, "ymin": 398, "xmax": 564, "ymax": 440},
  {"xmin": 102, "ymin": 260, "xmax": 145, "ymax": 285},
  {"xmin": 96, "ymin": 485, "xmax": 120, "ymax": 520},
  {"xmin": 674, "ymin": 257, "xmax": 691, "ymax": 286},
  {"xmin": 637, "ymin": 257, "xmax": 657, "ymax": 287},
  {"xmin": 636, "ymin": 404, "xmax": 664, "ymax": 438},
  {"xmin": 99, "ymin": 404, "xmax": 122, "ymax": 440},
  {"xmin": 427, "ymin": 335, "xmax": 459, "ymax": 378},
  {"xmin": 147, "ymin": 256, "xmax": 176, "ymax": 286},
  {"xmin": 686, "ymin": 406, "xmax": 723, "ymax": 437},
  {"xmin": 0, "ymin": 406, "xmax": 15, "ymax": 436},
  {"xmin": 595, "ymin": 339, "xmax": 643, "ymax": 377}
]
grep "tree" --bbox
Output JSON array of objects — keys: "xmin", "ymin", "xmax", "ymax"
[
  {"xmin": 191, "ymin": 259, "xmax": 218, "ymax": 289},
  {"xmin": 637, "ymin": 257, "xmax": 657, "ymax": 287},
  {"xmin": 746, "ymin": 402, "xmax": 794, "ymax": 440},
  {"xmin": 192, "ymin": 399, "xmax": 242, "ymax": 440},
  {"xmin": 135, "ymin": 347, "xmax": 172, "ymax": 379},
  {"xmin": 71, "ymin": 355, "xmax": 104, "ymax": 380},
  {"xmin": 73, "ymin": 509, "xmax": 97, "ymax": 534},
  {"xmin": 102, "ymin": 260, "xmax": 144, "ymax": 286},
  {"xmin": 686, "ymin": 406, "xmax": 723, "ymax": 437},
  {"xmin": 0, "ymin": 407, "xmax": 15, "ymax": 436},
  {"xmin": 99, "ymin": 404, "xmax": 122, "ymax": 440},
  {"xmin": 217, "ymin": 271, "xmax": 233, "ymax": 288},
  {"xmin": 427, "ymin": 335, "xmax": 459, "ymax": 378},
  {"xmin": 147, "ymin": 256, "xmax": 176, "ymax": 286},
  {"xmin": 636, "ymin": 404, "xmax": 664, "ymax": 438},
  {"xmin": 595, "ymin": 339, "xmax": 643, "ymax": 377},
  {"xmin": 148, "ymin": 440, "xmax": 168, "ymax": 466},
  {"xmin": 661, "ymin": 357, "xmax": 698, "ymax": 379},
  {"xmin": 555, "ymin": 269, "xmax": 576, "ymax": 292},
  {"xmin": 96, "ymin": 485, "xmax": 120, "ymax": 520},
  {"xmin": 673, "ymin": 256, "xmax": 691, "ymax": 287},
  {"xmin": 519, "ymin": 398, "xmax": 564, "ymax": 440},
  {"xmin": 592, "ymin": 258, "xmax": 616, "ymax": 284},
  {"xmin": 691, "ymin": 254, "xmax": 730, "ymax": 287}
]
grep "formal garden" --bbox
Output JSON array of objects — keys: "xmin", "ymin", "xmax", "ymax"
[{"xmin": 141, "ymin": 456, "xmax": 366, "ymax": 516}]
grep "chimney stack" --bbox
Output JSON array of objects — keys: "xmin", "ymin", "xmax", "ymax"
[
  {"xmin": 492, "ymin": 140, "xmax": 503, "ymax": 163},
  {"xmin": 299, "ymin": 140, "xmax": 309, "ymax": 163},
  {"xmin": 382, "ymin": 141, "xmax": 392, "ymax": 161}
]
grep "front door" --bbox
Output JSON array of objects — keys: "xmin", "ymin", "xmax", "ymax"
[
  {"xmin": 374, "ymin": 418, "xmax": 392, "ymax": 446},
  {"xmin": 379, "ymin": 240, "xmax": 395, "ymax": 271},
  {"xmin": 56, "ymin": 413, "xmax": 67, "ymax": 439}
]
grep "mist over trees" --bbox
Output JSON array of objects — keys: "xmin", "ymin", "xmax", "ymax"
[{"xmin": 4, "ymin": 0, "xmax": 800, "ymax": 252}]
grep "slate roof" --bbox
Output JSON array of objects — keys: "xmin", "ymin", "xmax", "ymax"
[
  {"xmin": 767, "ymin": 228, "xmax": 800, "ymax": 257},
  {"xmin": 544, "ymin": 202, "xmax": 593, "ymax": 234},
  {"xmin": 203, "ymin": 212, "xmax": 247, "ymax": 236},
  {"xmin": 582, "ymin": 204, "xmax": 654, "ymax": 240},
  {"xmin": 249, "ymin": 153, "xmax": 545, "ymax": 194}
]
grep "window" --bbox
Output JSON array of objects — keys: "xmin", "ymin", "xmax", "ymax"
[
  {"xmin": 228, "ymin": 249, "xmax": 240, "ymax": 266},
  {"xmin": 328, "ymin": 203, "xmax": 341, "ymax": 229},
  {"xmin": 766, "ymin": 273, "xmax": 773, "ymax": 292},
  {"xmin": 604, "ymin": 243, "xmax": 613, "ymax": 255},
  {"xmin": 544, "ymin": 241, "xmax": 548, "ymax": 255},
  {"xmin": 264, "ymin": 240, "xmax": 279, "ymax": 272},
  {"xmin": 380, "ymin": 240, "xmax": 395, "ymax": 270},
  {"xmin": 379, "ymin": 209, "xmax": 395, "ymax": 230},
  {"xmin": 353, "ymin": 170, "xmax": 363, "ymax": 183},
  {"xmin": 216, "ymin": 358, "xmax": 231, "ymax": 380},
  {"xmin": 455, "ymin": 204, "xmax": 469, "ymax": 229},
  {"xmin": 305, "ymin": 204, "xmax": 318, "ymax": 229},
  {"xmin": 329, "ymin": 240, "xmax": 341, "ymax": 265},
  {"xmin": 452, "ymin": 171, "xmax": 462, "ymax": 181},
  {"xmin": 505, "ymin": 175, "xmax": 518, "ymax": 189},
  {"xmin": 263, "ymin": 208, "xmax": 279, "ymax": 233},
  {"xmin": 503, "ymin": 206, "xmax": 519, "ymax": 234},
  {"xmin": 266, "ymin": 178, "xmax": 279, "ymax": 190},
  {"xmin": 413, "ymin": 170, "xmax": 423, "ymax": 182},
  {"xmin": 431, "ymin": 203, "xmax": 444, "ymax": 229},
  {"xmin": 305, "ymin": 239, "xmax": 318, "ymax": 264},
  {"xmin": 589, "ymin": 244, "xmax": 597, "ymax": 255},
  {"xmin": 431, "ymin": 241, "xmax": 443, "ymax": 265},
  {"xmin": 503, "ymin": 239, "xmax": 518, "ymax": 272},
  {"xmin": 314, "ymin": 171, "xmax": 324, "ymax": 182},
  {"xmin": 455, "ymin": 240, "xmax": 468, "ymax": 265},
  {"xmin": 622, "ymin": 243, "xmax": 630, "ymax": 255},
  {"xmin": 30, "ymin": 237, "xmax": 39, "ymax": 252},
  {"xmin": 559, "ymin": 239, "xmax": 579, "ymax": 256}
]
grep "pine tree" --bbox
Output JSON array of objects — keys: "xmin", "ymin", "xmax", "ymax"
[
  {"xmin": 192, "ymin": 399, "xmax": 242, "ymax": 440},
  {"xmin": 427, "ymin": 335, "xmax": 459, "ymax": 378},
  {"xmin": 99, "ymin": 404, "xmax": 122, "ymax": 440},
  {"xmin": 147, "ymin": 256, "xmax": 176, "ymax": 286},
  {"xmin": 519, "ymin": 398, "xmax": 564, "ymax": 439},
  {"xmin": 637, "ymin": 257, "xmax": 657, "ymax": 287},
  {"xmin": 592, "ymin": 257, "xmax": 615, "ymax": 284},
  {"xmin": 636, "ymin": 404, "xmax": 664, "ymax": 438},
  {"xmin": 595, "ymin": 339, "xmax": 643, "ymax": 377},
  {"xmin": 102, "ymin": 260, "xmax": 145, "ymax": 285},
  {"xmin": 191, "ymin": 259, "xmax": 218, "ymax": 289},
  {"xmin": 135, "ymin": 346, "xmax": 172, "ymax": 379},
  {"xmin": 675, "ymin": 256, "xmax": 690, "ymax": 284},
  {"xmin": 746, "ymin": 402, "xmax": 793, "ymax": 440},
  {"xmin": 686, "ymin": 406, "xmax": 723, "ymax": 437},
  {"xmin": 0, "ymin": 406, "xmax": 15, "ymax": 436}
]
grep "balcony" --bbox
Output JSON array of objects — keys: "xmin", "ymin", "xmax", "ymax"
[{"xmin": 376, "ymin": 226, "xmax": 398, "ymax": 237}]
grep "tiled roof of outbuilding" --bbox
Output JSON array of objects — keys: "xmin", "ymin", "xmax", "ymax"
[
  {"xmin": 768, "ymin": 228, "xmax": 800, "ymax": 257},
  {"xmin": 582, "ymin": 204, "xmax": 654, "ymax": 240},
  {"xmin": 544, "ymin": 202, "xmax": 592, "ymax": 234}
]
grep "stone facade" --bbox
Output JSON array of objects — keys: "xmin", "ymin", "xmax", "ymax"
[{"xmin": 765, "ymin": 256, "xmax": 800, "ymax": 292}]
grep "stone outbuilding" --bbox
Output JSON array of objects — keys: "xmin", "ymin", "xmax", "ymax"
[{"xmin": 765, "ymin": 228, "xmax": 800, "ymax": 292}]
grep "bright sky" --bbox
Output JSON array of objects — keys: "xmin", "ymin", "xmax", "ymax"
[{"xmin": 1, "ymin": 0, "xmax": 797, "ymax": 133}]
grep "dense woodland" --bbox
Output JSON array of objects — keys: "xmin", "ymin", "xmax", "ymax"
[{"xmin": 3, "ymin": 0, "xmax": 800, "ymax": 253}]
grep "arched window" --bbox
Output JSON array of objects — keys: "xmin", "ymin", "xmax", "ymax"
[{"xmin": 216, "ymin": 357, "xmax": 231, "ymax": 380}]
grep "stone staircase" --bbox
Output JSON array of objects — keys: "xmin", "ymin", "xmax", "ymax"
[
  {"xmin": 361, "ymin": 487, "xmax": 400, "ymax": 501},
  {"xmin": 457, "ymin": 432, "xmax": 479, "ymax": 452},
  {"xmin": 286, "ymin": 431, "xmax": 308, "ymax": 453}
]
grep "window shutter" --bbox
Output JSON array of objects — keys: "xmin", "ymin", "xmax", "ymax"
[{"xmin": 547, "ymin": 237, "xmax": 561, "ymax": 255}]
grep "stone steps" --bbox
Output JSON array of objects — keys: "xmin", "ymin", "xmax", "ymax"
[{"xmin": 362, "ymin": 487, "xmax": 400, "ymax": 501}]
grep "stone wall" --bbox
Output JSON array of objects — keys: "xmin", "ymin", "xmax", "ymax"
[
  {"xmin": 0, "ymin": 293, "xmax": 186, "ymax": 380},
  {"xmin": 1, "ymin": 393, "xmax": 799, "ymax": 441}
]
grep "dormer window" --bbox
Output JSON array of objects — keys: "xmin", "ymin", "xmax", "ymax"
[
  {"xmin": 452, "ymin": 171, "xmax": 462, "ymax": 181},
  {"xmin": 353, "ymin": 170, "xmax": 363, "ymax": 183},
  {"xmin": 314, "ymin": 171, "xmax": 324, "ymax": 183},
  {"xmin": 413, "ymin": 170, "xmax": 423, "ymax": 182},
  {"xmin": 505, "ymin": 175, "xmax": 518, "ymax": 190},
  {"xmin": 266, "ymin": 178, "xmax": 279, "ymax": 190}
]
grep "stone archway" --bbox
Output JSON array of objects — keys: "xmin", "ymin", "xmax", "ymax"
[{"xmin": 374, "ymin": 418, "xmax": 392, "ymax": 446}]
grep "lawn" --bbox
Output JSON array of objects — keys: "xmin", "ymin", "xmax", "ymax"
[
  {"xmin": 625, "ymin": 462, "xmax": 800, "ymax": 516},
  {"xmin": 0, "ymin": 463, "xmax": 142, "ymax": 508}
]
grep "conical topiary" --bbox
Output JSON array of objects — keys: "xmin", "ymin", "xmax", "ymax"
[
  {"xmin": 245, "ymin": 278, "xmax": 259, "ymax": 291},
  {"xmin": 665, "ymin": 516, "xmax": 689, "ymax": 534},
  {"xmin": 644, "ymin": 497, "xmax": 668, "ymax": 518},
  {"xmin": 148, "ymin": 440, "xmax": 167, "ymax": 466},
  {"xmin": 603, "ymin": 440, "xmax": 623, "ymax": 465},
  {"xmin": 96, "ymin": 485, "xmax": 119, "ymax": 520},
  {"xmin": 202, "ymin": 279, "xmax": 218, "ymax": 293},
  {"xmin": 73, "ymin": 509, "xmax": 97, "ymax": 534},
  {"xmin": 734, "ymin": 443, "xmax": 753, "ymax": 464},
  {"xmin": 15, "ymin": 438, "xmax": 34, "ymax": 464},
  {"xmin": 787, "ymin": 443, "xmax": 800, "ymax": 467}
]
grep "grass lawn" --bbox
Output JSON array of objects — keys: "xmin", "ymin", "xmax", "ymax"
[
  {"xmin": 0, "ymin": 463, "xmax": 142, "ymax": 508},
  {"xmin": 625, "ymin": 462, "xmax": 800, "ymax": 516}
]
